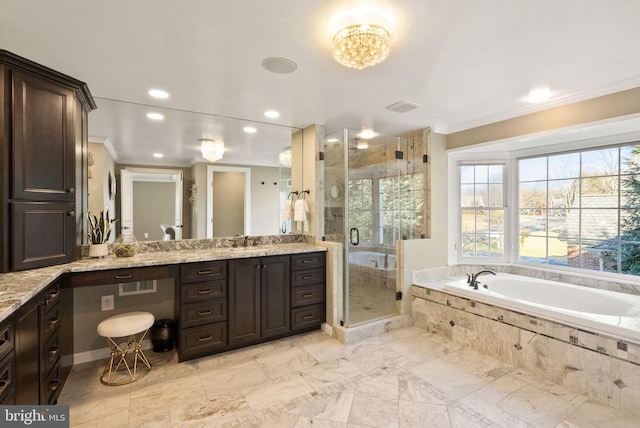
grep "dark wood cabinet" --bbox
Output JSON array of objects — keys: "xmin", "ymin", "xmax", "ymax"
[
  {"xmin": 177, "ymin": 261, "xmax": 228, "ymax": 361},
  {"xmin": 228, "ymin": 258, "xmax": 261, "ymax": 345},
  {"xmin": 261, "ymin": 255, "xmax": 291, "ymax": 338},
  {"xmin": 0, "ymin": 50, "xmax": 95, "ymax": 272},
  {"xmin": 290, "ymin": 253, "xmax": 326, "ymax": 331},
  {"xmin": 13, "ymin": 280, "xmax": 66, "ymax": 405},
  {"xmin": 0, "ymin": 316, "xmax": 15, "ymax": 404},
  {"xmin": 14, "ymin": 294, "xmax": 40, "ymax": 404},
  {"xmin": 176, "ymin": 251, "xmax": 325, "ymax": 362}
]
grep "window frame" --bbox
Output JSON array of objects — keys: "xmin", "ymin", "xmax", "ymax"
[
  {"xmin": 450, "ymin": 137, "xmax": 640, "ymax": 282},
  {"xmin": 456, "ymin": 160, "xmax": 509, "ymax": 264}
]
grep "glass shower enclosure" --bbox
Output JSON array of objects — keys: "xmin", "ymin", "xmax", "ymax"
[{"xmin": 323, "ymin": 129, "xmax": 427, "ymax": 327}]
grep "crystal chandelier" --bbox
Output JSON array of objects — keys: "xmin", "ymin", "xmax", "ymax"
[
  {"xmin": 332, "ymin": 22, "xmax": 391, "ymax": 70},
  {"xmin": 200, "ymin": 139, "xmax": 224, "ymax": 163}
]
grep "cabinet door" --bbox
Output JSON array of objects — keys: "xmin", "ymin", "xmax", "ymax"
[
  {"xmin": 12, "ymin": 70, "xmax": 75, "ymax": 201},
  {"xmin": 15, "ymin": 296, "xmax": 40, "ymax": 404},
  {"xmin": 11, "ymin": 202, "xmax": 75, "ymax": 271},
  {"xmin": 261, "ymin": 255, "xmax": 290, "ymax": 338},
  {"xmin": 228, "ymin": 258, "xmax": 260, "ymax": 345}
]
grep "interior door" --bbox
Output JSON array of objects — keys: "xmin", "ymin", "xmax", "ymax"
[
  {"xmin": 174, "ymin": 172, "xmax": 183, "ymax": 240},
  {"xmin": 120, "ymin": 169, "xmax": 134, "ymax": 236}
]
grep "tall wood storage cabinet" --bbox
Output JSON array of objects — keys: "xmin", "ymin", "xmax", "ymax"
[{"xmin": 0, "ymin": 50, "xmax": 96, "ymax": 272}]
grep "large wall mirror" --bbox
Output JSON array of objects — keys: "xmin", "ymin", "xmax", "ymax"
[{"xmin": 87, "ymin": 98, "xmax": 302, "ymax": 242}]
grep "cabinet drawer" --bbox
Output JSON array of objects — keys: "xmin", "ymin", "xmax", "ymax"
[
  {"xmin": 181, "ymin": 280, "xmax": 226, "ymax": 303},
  {"xmin": 291, "ymin": 269, "xmax": 325, "ymax": 287},
  {"xmin": 69, "ymin": 265, "xmax": 170, "ymax": 287},
  {"xmin": 181, "ymin": 261, "xmax": 226, "ymax": 283},
  {"xmin": 291, "ymin": 304, "xmax": 324, "ymax": 331},
  {"xmin": 41, "ymin": 302, "xmax": 61, "ymax": 341},
  {"xmin": 0, "ymin": 353, "xmax": 15, "ymax": 404},
  {"xmin": 291, "ymin": 284, "xmax": 325, "ymax": 308},
  {"xmin": 0, "ymin": 317, "xmax": 14, "ymax": 363},
  {"xmin": 181, "ymin": 299, "xmax": 227, "ymax": 328},
  {"xmin": 291, "ymin": 253, "xmax": 325, "ymax": 270},
  {"xmin": 42, "ymin": 332, "xmax": 61, "ymax": 377},
  {"xmin": 179, "ymin": 323, "xmax": 227, "ymax": 355},
  {"xmin": 42, "ymin": 281, "xmax": 61, "ymax": 314},
  {"xmin": 42, "ymin": 362, "xmax": 61, "ymax": 405}
]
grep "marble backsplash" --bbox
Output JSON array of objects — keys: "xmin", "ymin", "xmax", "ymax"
[{"xmin": 80, "ymin": 234, "xmax": 313, "ymax": 259}]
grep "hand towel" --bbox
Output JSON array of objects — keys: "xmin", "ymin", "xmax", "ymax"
[
  {"xmin": 294, "ymin": 198, "xmax": 307, "ymax": 222},
  {"xmin": 282, "ymin": 200, "xmax": 292, "ymax": 221}
]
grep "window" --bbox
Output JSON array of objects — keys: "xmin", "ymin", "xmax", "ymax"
[
  {"xmin": 518, "ymin": 143, "xmax": 640, "ymax": 275},
  {"xmin": 459, "ymin": 164, "xmax": 506, "ymax": 258}
]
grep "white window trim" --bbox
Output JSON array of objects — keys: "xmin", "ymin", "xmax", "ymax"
[{"xmin": 449, "ymin": 136, "xmax": 640, "ymax": 282}]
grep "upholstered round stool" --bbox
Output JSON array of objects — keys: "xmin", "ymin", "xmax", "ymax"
[{"xmin": 97, "ymin": 311, "xmax": 154, "ymax": 386}]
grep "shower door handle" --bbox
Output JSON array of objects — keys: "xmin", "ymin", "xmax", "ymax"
[
  {"xmin": 350, "ymin": 227, "xmax": 360, "ymax": 246},
  {"xmin": 281, "ymin": 221, "xmax": 287, "ymax": 234}
]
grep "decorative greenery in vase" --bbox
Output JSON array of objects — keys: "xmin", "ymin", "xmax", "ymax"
[{"xmin": 87, "ymin": 209, "xmax": 113, "ymax": 245}]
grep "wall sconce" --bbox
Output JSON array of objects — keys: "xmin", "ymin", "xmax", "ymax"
[{"xmin": 188, "ymin": 183, "xmax": 197, "ymax": 205}]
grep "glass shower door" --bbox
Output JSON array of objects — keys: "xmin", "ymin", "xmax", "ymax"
[{"xmin": 346, "ymin": 134, "xmax": 399, "ymax": 326}]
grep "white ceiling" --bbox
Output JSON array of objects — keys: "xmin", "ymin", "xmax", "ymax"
[{"xmin": 2, "ymin": 0, "xmax": 640, "ymax": 167}]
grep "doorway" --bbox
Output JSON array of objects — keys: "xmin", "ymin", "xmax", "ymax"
[
  {"xmin": 120, "ymin": 168, "xmax": 184, "ymax": 240},
  {"xmin": 206, "ymin": 165, "xmax": 251, "ymax": 237}
]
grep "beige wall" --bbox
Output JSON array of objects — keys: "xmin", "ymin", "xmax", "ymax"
[
  {"xmin": 133, "ymin": 181, "xmax": 176, "ymax": 241},
  {"xmin": 88, "ymin": 142, "xmax": 116, "ymax": 241},
  {"xmin": 447, "ymin": 87, "xmax": 640, "ymax": 149},
  {"xmin": 73, "ymin": 279, "xmax": 175, "ymax": 355},
  {"xmin": 213, "ymin": 171, "xmax": 245, "ymax": 236}
]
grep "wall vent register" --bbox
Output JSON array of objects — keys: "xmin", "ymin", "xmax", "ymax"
[{"xmin": 119, "ymin": 280, "xmax": 157, "ymax": 296}]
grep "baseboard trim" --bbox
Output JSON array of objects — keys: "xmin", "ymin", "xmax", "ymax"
[{"xmin": 73, "ymin": 339, "xmax": 153, "ymax": 365}]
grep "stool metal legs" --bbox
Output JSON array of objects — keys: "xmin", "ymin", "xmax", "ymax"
[{"xmin": 100, "ymin": 329, "xmax": 152, "ymax": 386}]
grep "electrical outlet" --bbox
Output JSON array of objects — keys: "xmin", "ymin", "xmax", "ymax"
[{"xmin": 101, "ymin": 295, "xmax": 114, "ymax": 311}]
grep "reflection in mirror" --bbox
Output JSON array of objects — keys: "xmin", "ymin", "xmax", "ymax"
[
  {"xmin": 120, "ymin": 168, "xmax": 184, "ymax": 241},
  {"xmin": 87, "ymin": 98, "xmax": 303, "ymax": 242}
]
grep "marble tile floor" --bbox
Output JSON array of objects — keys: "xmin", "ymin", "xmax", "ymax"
[{"xmin": 58, "ymin": 326, "xmax": 639, "ymax": 427}]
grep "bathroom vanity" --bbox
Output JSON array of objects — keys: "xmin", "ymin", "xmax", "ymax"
[{"xmin": 0, "ymin": 243, "xmax": 327, "ymax": 405}]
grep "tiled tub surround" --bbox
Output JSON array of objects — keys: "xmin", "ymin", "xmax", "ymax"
[
  {"xmin": 0, "ymin": 236, "xmax": 324, "ymax": 323},
  {"xmin": 412, "ymin": 265, "xmax": 640, "ymax": 415}
]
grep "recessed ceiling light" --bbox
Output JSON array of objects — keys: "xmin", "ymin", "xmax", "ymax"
[
  {"xmin": 146, "ymin": 112, "xmax": 164, "ymax": 121},
  {"xmin": 243, "ymin": 126, "xmax": 257, "ymax": 133},
  {"xmin": 153, "ymin": 153, "xmax": 164, "ymax": 158},
  {"xmin": 527, "ymin": 87, "xmax": 551, "ymax": 103},
  {"xmin": 327, "ymin": 138, "xmax": 339, "ymax": 143},
  {"xmin": 262, "ymin": 57, "xmax": 298, "ymax": 74},
  {"xmin": 264, "ymin": 110, "xmax": 280, "ymax": 119},
  {"xmin": 148, "ymin": 89, "xmax": 169, "ymax": 99}
]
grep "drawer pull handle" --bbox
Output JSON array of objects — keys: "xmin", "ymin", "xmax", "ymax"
[
  {"xmin": 48, "ymin": 379, "xmax": 61, "ymax": 392},
  {"xmin": 114, "ymin": 274, "xmax": 133, "ymax": 280},
  {"xmin": 49, "ymin": 345, "xmax": 60, "ymax": 359},
  {"xmin": 48, "ymin": 316, "xmax": 60, "ymax": 329},
  {"xmin": 302, "ymin": 276, "xmax": 313, "ymax": 280},
  {"xmin": 0, "ymin": 379, "xmax": 9, "ymax": 395},
  {"xmin": 198, "ymin": 335, "xmax": 212, "ymax": 342},
  {"xmin": 197, "ymin": 310, "xmax": 212, "ymax": 316},
  {"xmin": 197, "ymin": 289, "xmax": 212, "ymax": 295},
  {"xmin": 302, "ymin": 260, "xmax": 313, "ymax": 264},
  {"xmin": 303, "ymin": 315, "xmax": 313, "ymax": 320},
  {"xmin": 302, "ymin": 293, "xmax": 313, "ymax": 298},
  {"xmin": 197, "ymin": 269, "xmax": 212, "ymax": 275},
  {"xmin": 45, "ymin": 290, "xmax": 60, "ymax": 305}
]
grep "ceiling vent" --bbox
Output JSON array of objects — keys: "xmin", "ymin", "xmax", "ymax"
[
  {"xmin": 385, "ymin": 100, "xmax": 421, "ymax": 113},
  {"xmin": 262, "ymin": 57, "xmax": 298, "ymax": 74}
]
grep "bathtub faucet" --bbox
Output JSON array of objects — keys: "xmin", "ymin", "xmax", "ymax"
[{"xmin": 470, "ymin": 269, "xmax": 497, "ymax": 289}]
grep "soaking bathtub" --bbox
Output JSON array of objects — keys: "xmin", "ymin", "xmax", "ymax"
[
  {"xmin": 443, "ymin": 273, "xmax": 640, "ymax": 342},
  {"xmin": 348, "ymin": 251, "xmax": 396, "ymax": 270}
]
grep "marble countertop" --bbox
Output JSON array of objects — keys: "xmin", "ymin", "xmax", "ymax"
[{"xmin": 0, "ymin": 243, "xmax": 327, "ymax": 323}]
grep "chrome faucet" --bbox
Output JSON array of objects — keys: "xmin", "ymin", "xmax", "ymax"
[{"xmin": 469, "ymin": 269, "xmax": 497, "ymax": 289}]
